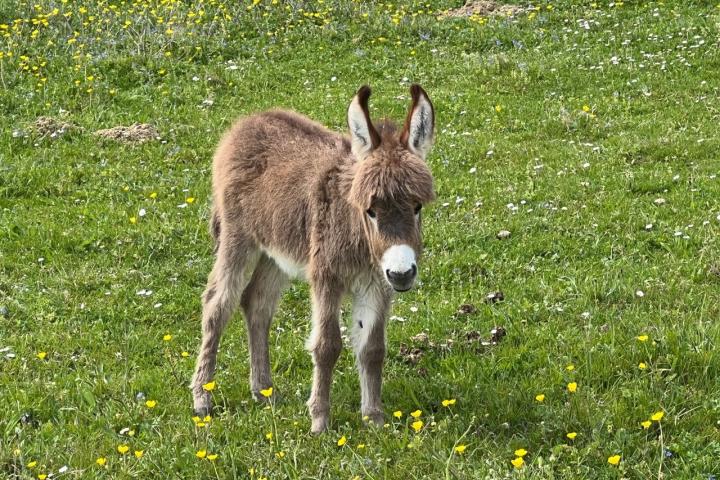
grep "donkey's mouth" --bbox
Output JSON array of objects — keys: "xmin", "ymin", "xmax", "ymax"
[{"xmin": 393, "ymin": 286, "xmax": 413, "ymax": 293}]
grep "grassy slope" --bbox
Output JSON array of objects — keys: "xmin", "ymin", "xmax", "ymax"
[{"xmin": 1, "ymin": 0, "xmax": 719, "ymax": 478}]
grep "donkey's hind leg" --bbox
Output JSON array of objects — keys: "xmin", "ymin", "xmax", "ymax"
[
  {"xmin": 240, "ymin": 253, "xmax": 288, "ymax": 400},
  {"xmin": 192, "ymin": 233, "xmax": 257, "ymax": 415}
]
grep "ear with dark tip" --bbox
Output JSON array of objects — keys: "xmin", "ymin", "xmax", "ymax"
[
  {"xmin": 347, "ymin": 85, "xmax": 381, "ymax": 161},
  {"xmin": 400, "ymin": 84, "xmax": 435, "ymax": 160}
]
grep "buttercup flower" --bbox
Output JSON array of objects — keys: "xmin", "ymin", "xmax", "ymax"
[
  {"xmin": 567, "ymin": 382, "xmax": 577, "ymax": 393},
  {"xmin": 566, "ymin": 432, "xmax": 577, "ymax": 440},
  {"xmin": 411, "ymin": 420, "xmax": 423, "ymax": 432},
  {"xmin": 651, "ymin": 411, "xmax": 664, "ymax": 422},
  {"xmin": 393, "ymin": 410, "xmax": 403, "ymax": 418},
  {"xmin": 259, "ymin": 387, "xmax": 273, "ymax": 398},
  {"xmin": 442, "ymin": 399, "xmax": 456, "ymax": 407},
  {"xmin": 454, "ymin": 444, "xmax": 467, "ymax": 454},
  {"xmin": 511, "ymin": 457, "xmax": 524, "ymax": 468},
  {"xmin": 608, "ymin": 455, "xmax": 621, "ymax": 466},
  {"xmin": 202, "ymin": 381, "xmax": 216, "ymax": 391},
  {"xmin": 337, "ymin": 436, "xmax": 347, "ymax": 447},
  {"xmin": 535, "ymin": 394, "xmax": 545, "ymax": 402}
]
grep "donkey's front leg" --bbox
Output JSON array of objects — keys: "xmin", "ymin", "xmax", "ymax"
[
  {"xmin": 306, "ymin": 281, "xmax": 343, "ymax": 433},
  {"xmin": 351, "ymin": 283, "xmax": 391, "ymax": 426}
]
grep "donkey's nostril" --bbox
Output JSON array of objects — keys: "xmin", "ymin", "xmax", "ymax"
[{"xmin": 386, "ymin": 267, "xmax": 416, "ymax": 284}]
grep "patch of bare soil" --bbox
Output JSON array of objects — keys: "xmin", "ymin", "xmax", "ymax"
[
  {"xmin": 443, "ymin": 1, "xmax": 525, "ymax": 18},
  {"xmin": 94, "ymin": 123, "xmax": 158, "ymax": 143},
  {"xmin": 31, "ymin": 116, "xmax": 79, "ymax": 138}
]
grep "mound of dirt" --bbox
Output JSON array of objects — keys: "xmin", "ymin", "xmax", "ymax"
[
  {"xmin": 31, "ymin": 116, "xmax": 79, "ymax": 138},
  {"xmin": 94, "ymin": 123, "xmax": 158, "ymax": 143},
  {"xmin": 443, "ymin": 1, "xmax": 525, "ymax": 18}
]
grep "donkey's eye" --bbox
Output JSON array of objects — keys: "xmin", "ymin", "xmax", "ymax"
[
  {"xmin": 366, "ymin": 209, "xmax": 377, "ymax": 219},
  {"xmin": 414, "ymin": 204, "xmax": 422, "ymax": 214}
]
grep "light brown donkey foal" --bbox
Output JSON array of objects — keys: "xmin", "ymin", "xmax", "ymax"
[{"xmin": 192, "ymin": 85, "xmax": 436, "ymax": 433}]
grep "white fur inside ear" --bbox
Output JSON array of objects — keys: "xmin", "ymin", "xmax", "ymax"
[
  {"xmin": 407, "ymin": 97, "xmax": 434, "ymax": 160},
  {"xmin": 348, "ymin": 98, "xmax": 374, "ymax": 160}
]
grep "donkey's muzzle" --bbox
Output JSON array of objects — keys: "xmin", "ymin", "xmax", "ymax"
[{"xmin": 386, "ymin": 264, "xmax": 417, "ymax": 292}]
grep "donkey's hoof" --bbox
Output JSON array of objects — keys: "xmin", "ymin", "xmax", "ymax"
[
  {"xmin": 310, "ymin": 415, "xmax": 330, "ymax": 434},
  {"xmin": 251, "ymin": 388, "xmax": 277, "ymax": 404},
  {"xmin": 363, "ymin": 412, "xmax": 384, "ymax": 427},
  {"xmin": 193, "ymin": 393, "xmax": 213, "ymax": 417}
]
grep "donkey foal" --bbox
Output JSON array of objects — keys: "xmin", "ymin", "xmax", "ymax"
[{"xmin": 192, "ymin": 85, "xmax": 436, "ymax": 433}]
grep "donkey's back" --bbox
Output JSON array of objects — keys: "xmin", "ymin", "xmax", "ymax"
[{"xmin": 211, "ymin": 110, "xmax": 352, "ymax": 264}]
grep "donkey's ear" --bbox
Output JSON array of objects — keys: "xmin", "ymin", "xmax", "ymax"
[
  {"xmin": 347, "ymin": 85, "xmax": 381, "ymax": 161},
  {"xmin": 400, "ymin": 84, "xmax": 435, "ymax": 160}
]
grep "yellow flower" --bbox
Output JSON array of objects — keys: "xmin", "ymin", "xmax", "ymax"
[
  {"xmin": 145, "ymin": 400, "xmax": 157, "ymax": 408},
  {"xmin": 514, "ymin": 448, "xmax": 528, "ymax": 457},
  {"xmin": 357, "ymin": 444, "xmax": 365, "ymax": 449},
  {"xmin": 265, "ymin": 432, "xmax": 273, "ymax": 440},
  {"xmin": 442, "ymin": 399, "xmax": 456, "ymax": 407},
  {"xmin": 202, "ymin": 381, "xmax": 216, "ymax": 391},
  {"xmin": 27, "ymin": 461, "xmax": 37, "ymax": 468},
  {"xmin": 511, "ymin": 456, "xmax": 524, "ymax": 468},
  {"xmin": 36, "ymin": 352, "xmax": 47, "ymax": 360},
  {"xmin": 204, "ymin": 415, "xmax": 211, "ymax": 422},
  {"xmin": 411, "ymin": 420, "xmax": 423, "ymax": 432},
  {"xmin": 149, "ymin": 192, "xmax": 157, "ymax": 199},
  {"xmin": 192, "ymin": 416, "xmax": 201, "ymax": 424},
  {"xmin": 454, "ymin": 444, "xmax": 467, "ymax": 454},
  {"xmin": 582, "ymin": 105, "xmax": 590, "ymax": 112},
  {"xmin": 410, "ymin": 409, "xmax": 422, "ymax": 419},
  {"xmin": 96, "ymin": 457, "xmax": 106, "ymax": 466},
  {"xmin": 567, "ymin": 382, "xmax": 577, "ymax": 393},
  {"xmin": 163, "ymin": 334, "xmax": 172, "ymax": 341},
  {"xmin": 208, "ymin": 453, "xmax": 218, "ymax": 461},
  {"xmin": 393, "ymin": 410, "xmax": 402, "ymax": 418},
  {"xmin": 641, "ymin": 420, "xmax": 652, "ymax": 429},
  {"xmin": 38, "ymin": 475, "xmax": 47, "ymax": 480},
  {"xmin": 129, "ymin": 216, "xmax": 137, "ymax": 224},
  {"xmin": 337, "ymin": 435, "xmax": 347, "ymax": 447},
  {"xmin": 535, "ymin": 394, "xmax": 545, "ymax": 402},
  {"xmin": 639, "ymin": 362, "xmax": 647, "ymax": 370},
  {"xmin": 134, "ymin": 450, "xmax": 143, "ymax": 458},
  {"xmin": 566, "ymin": 364, "xmax": 575, "ymax": 371},
  {"xmin": 117, "ymin": 445, "xmax": 129, "ymax": 454},
  {"xmin": 651, "ymin": 411, "xmax": 664, "ymax": 422},
  {"xmin": 181, "ymin": 351, "xmax": 190, "ymax": 357},
  {"xmin": 259, "ymin": 387, "xmax": 273, "ymax": 398},
  {"xmin": 186, "ymin": 197, "xmax": 195, "ymax": 204},
  {"xmin": 607, "ymin": 454, "xmax": 621, "ymax": 466},
  {"xmin": 566, "ymin": 432, "xmax": 577, "ymax": 440},
  {"xmin": 196, "ymin": 450, "xmax": 207, "ymax": 459},
  {"xmin": 495, "ymin": 105, "xmax": 502, "ymax": 113},
  {"xmin": 637, "ymin": 335, "xmax": 649, "ymax": 342}
]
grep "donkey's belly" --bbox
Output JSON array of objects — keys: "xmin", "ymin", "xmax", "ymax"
[{"xmin": 262, "ymin": 246, "xmax": 308, "ymax": 280}]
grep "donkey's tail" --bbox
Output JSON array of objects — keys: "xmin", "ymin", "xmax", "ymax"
[{"xmin": 210, "ymin": 206, "xmax": 221, "ymax": 254}]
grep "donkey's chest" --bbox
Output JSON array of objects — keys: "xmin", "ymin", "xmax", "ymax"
[{"xmin": 262, "ymin": 247, "xmax": 308, "ymax": 280}]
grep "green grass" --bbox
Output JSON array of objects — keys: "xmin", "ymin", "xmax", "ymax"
[{"xmin": 2, "ymin": 0, "xmax": 720, "ymax": 478}]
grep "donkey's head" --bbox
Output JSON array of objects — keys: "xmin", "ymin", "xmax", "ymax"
[{"xmin": 347, "ymin": 85, "xmax": 436, "ymax": 292}]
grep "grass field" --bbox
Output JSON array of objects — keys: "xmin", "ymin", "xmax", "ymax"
[{"xmin": 2, "ymin": 0, "xmax": 720, "ymax": 478}]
